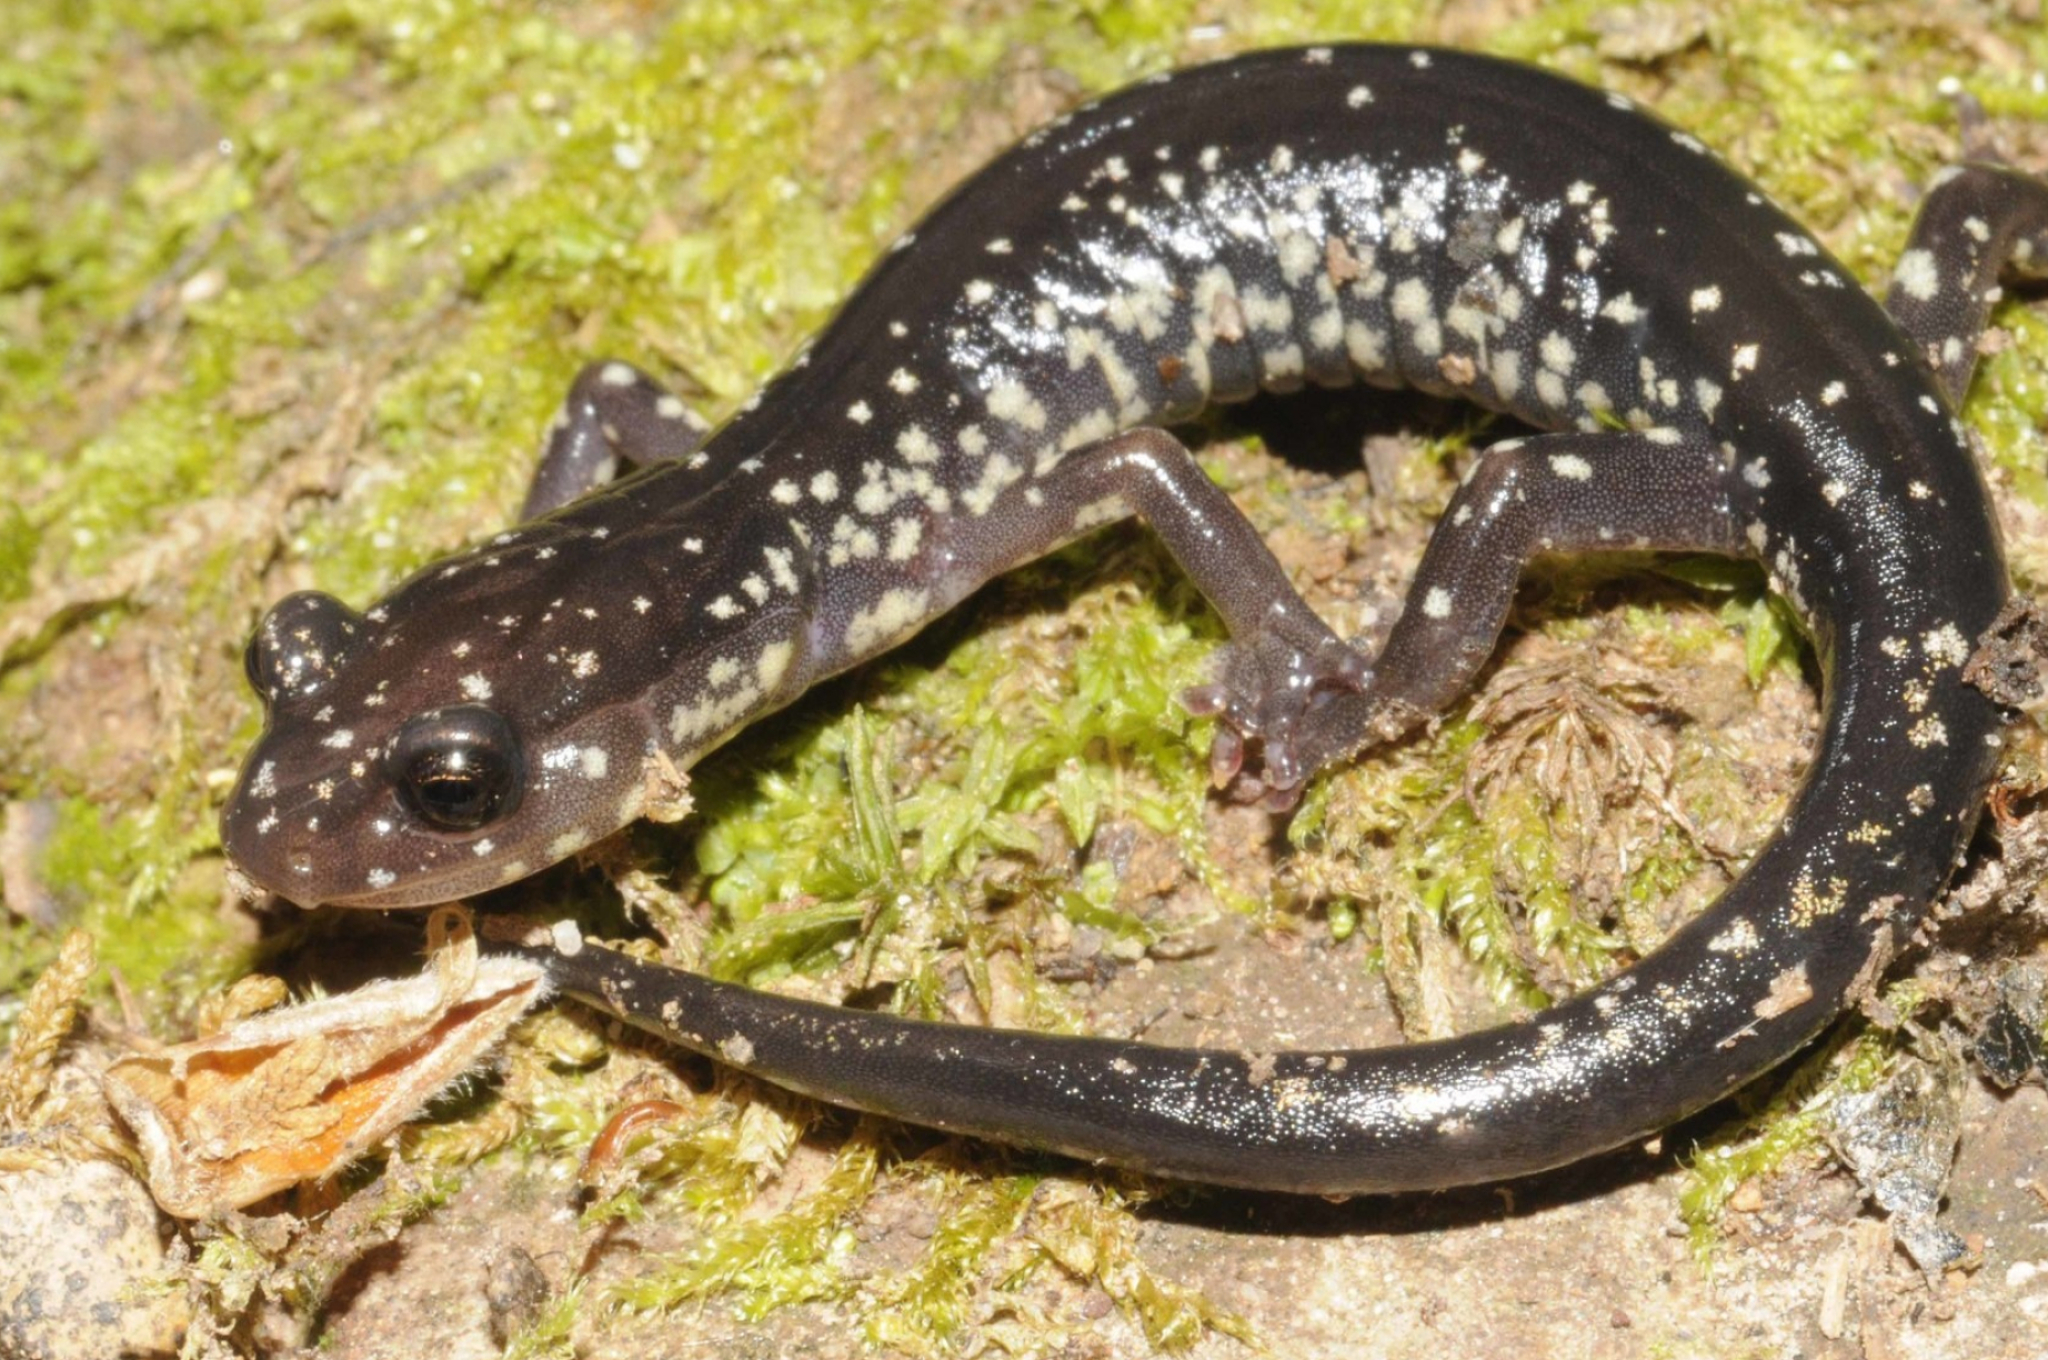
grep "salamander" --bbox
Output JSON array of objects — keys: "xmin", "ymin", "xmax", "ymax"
[{"xmin": 219, "ymin": 45, "xmax": 2048, "ymax": 1194}]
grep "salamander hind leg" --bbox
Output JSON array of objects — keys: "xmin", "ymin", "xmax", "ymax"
[
  {"xmin": 1242, "ymin": 428, "xmax": 1749, "ymax": 803},
  {"xmin": 520, "ymin": 360, "xmax": 713, "ymax": 519},
  {"xmin": 1886, "ymin": 162, "xmax": 2048, "ymax": 404}
]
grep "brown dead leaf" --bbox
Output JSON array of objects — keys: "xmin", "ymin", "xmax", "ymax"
[{"xmin": 104, "ymin": 908, "xmax": 547, "ymax": 1219}]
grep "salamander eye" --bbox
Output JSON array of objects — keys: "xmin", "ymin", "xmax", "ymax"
[
  {"xmin": 244, "ymin": 591, "xmax": 363, "ymax": 706},
  {"xmin": 389, "ymin": 704, "xmax": 524, "ymax": 832}
]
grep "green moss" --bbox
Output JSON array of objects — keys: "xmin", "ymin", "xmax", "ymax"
[
  {"xmin": 863, "ymin": 1171, "xmax": 1041, "ymax": 1353},
  {"xmin": 1677, "ymin": 984, "xmax": 1922, "ymax": 1264},
  {"xmin": 1028, "ymin": 1184, "xmax": 1258, "ymax": 1351},
  {"xmin": 500, "ymin": 1282, "xmax": 583, "ymax": 1360},
  {"xmin": 25, "ymin": 797, "xmax": 247, "ymax": 1019},
  {"xmin": 606, "ymin": 1138, "xmax": 876, "ymax": 1317},
  {"xmin": 1970, "ymin": 306, "xmax": 2048, "ymax": 517},
  {"xmin": 1653, "ymin": 558, "xmax": 1808, "ymax": 685}
]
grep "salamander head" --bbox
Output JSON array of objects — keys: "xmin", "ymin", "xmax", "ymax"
[{"xmin": 220, "ymin": 514, "xmax": 801, "ymax": 908}]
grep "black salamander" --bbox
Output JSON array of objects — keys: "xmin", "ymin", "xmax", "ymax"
[{"xmin": 220, "ymin": 45, "xmax": 2048, "ymax": 1194}]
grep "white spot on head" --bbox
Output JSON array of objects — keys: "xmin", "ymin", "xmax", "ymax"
[
  {"xmin": 1346, "ymin": 85, "xmax": 1373, "ymax": 108},
  {"xmin": 459, "ymin": 673, "xmax": 492, "ymax": 701},
  {"xmin": 1689, "ymin": 285, "xmax": 1722, "ymax": 313},
  {"xmin": 889, "ymin": 367, "xmax": 920, "ymax": 395},
  {"xmin": 599, "ymin": 362, "xmax": 636, "ymax": 387},
  {"xmin": 847, "ymin": 400, "xmax": 872, "ymax": 425},
  {"xmin": 1730, "ymin": 342, "xmax": 1760, "ymax": 378},
  {"xmin": 1549, "ymin": 453, "xmax": 1594, "ymax": 480}
]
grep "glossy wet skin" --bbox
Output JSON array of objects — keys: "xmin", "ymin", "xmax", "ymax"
[
  {"xmin": 226, "ymin": 489, "xmax": 806, "ymax": 907},
  {"xmin": 223, "ymin": 45, "xmax": 2048, "ymax": 1193}
]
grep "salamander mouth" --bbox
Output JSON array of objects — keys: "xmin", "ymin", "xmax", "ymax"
[
  {"xmin": 218, "ymin": 778, "xmax": 515, "ymax": 911},
  {"xmin": 221, "ymin": 839, "xmax": 533, "ymax": 911}
]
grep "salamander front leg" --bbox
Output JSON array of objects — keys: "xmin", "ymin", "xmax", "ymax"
[
  {"xmin": 1886, "ymin": 162, "xmax": 2048, "ymax": 404},
  {"xmin": 932, "ymin": 427, "xmax": 1370, "ymax": 791},
  {"xmin": 520, "ymin": 361, "xmax": 713, "ymax": 519},
  {"xmin": 1245, "ymin": 428, "xmax": 1747, "ymax": 802}
]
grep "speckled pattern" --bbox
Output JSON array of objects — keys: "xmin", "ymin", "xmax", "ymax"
[{"xmin": 224, "ymin": 46, "xmax": 2048, "ymax": 1193}]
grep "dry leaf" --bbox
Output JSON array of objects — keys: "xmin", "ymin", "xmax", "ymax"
[{"xmin": 103, "ymin": 909, "xmax": 548, "ymax": 1218}]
